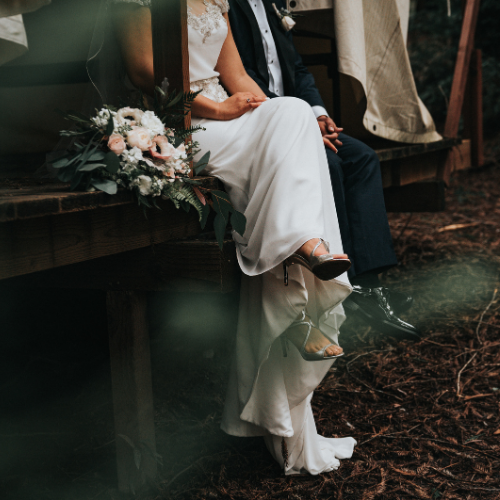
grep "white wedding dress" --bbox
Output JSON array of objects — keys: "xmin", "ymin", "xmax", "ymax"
[{"xmin": 113, "ymin": 0, "xmax": 356, "ymax": 475}]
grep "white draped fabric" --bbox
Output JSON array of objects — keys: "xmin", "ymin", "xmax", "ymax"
[
  {"xmin": 288, "ymin": 0, "xmax": 442, "ymax": 144},
  {"xmin": 185, "ymin": 0, "xmax": 357, "ymax": 473},
  {"xmin": 0, "ymin": 15, "xmax": 28, "ymax": 66}
]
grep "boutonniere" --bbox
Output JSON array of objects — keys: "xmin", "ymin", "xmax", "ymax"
[{"xmin": 272, "ymin": 3, "xmax": 296, "ymax": 32}]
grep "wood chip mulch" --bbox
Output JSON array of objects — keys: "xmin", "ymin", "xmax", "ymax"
[{"xmin": 142, "ymin": 146, "xmax": 500, "ymax": 500}]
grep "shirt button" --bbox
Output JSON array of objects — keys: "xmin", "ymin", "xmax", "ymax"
[
  {"xmin": 270, "ymin": 60, "xmax": 274, "ymax": 63},
  {"xmin": 265, "ymin": 30, "xmax": 268, "ymax": 33}
]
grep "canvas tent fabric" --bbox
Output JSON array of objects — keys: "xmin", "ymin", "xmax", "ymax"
[
  {"xmin": 288, "ymin": 0, "xmax": 442, "ymax": 143},
  {"xmin": 0, "ymin": 15, "xmax": 28, "ymax": 66}
]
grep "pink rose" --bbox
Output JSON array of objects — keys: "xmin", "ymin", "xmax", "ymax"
[
  {"xmin": 127, "ymin": 127, "xmax": 153, "ymax": 151},
  {"xmin": 107, "ymin": 133, "xmax": 126, "ymax": 155},
  {"xmin": 149, "ymin": 134, "xmax": 176, "ymax": 160}
]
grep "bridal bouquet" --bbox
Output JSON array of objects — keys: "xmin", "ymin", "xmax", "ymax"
[{"xmin": 51, "ymin": 87, "xmax": 245, "ymax": 248}]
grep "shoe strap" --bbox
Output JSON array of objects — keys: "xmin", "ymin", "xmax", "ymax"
[{"xmin": 310, "ymin": 238, "xmax": 329, "ymax": 259}]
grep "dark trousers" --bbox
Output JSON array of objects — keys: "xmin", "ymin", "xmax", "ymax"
[{"xmin": 325, "ymin": 133, "xmax": 397, "ymax": 278}]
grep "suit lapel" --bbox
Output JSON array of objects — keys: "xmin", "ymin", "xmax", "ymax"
[{"xmin": 232, "ymin": 0, "xmax": 270, "ymax": 86}]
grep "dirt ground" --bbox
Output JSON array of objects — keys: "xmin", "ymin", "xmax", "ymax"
[{"xmin": 1, "ymin": 140, "xmax": 500, "ymax": 500}]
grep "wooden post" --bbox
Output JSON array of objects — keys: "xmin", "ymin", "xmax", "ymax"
[
  {"xmin": 462, "ymin": 49, "xmax": 484, "ymax": 168},
  {"xmin": 107, "ymin": 291, "xmax": 157, "ymax": 493},
  {"xmin": 439, "ymin": 0, "xmax": 481, "ymax": 183},
  {"xmin": 151, "ymin": 0, "xmax": 191, "ymax": 129}
]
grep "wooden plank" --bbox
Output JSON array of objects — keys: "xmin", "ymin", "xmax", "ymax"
[
  {"xmin": 384, "ymin": 181, "xmax": 446, "ymax": 213},
  {"xmin": 380, "ymin": 149, "xmax": 448, "ymax": 189},
  {"xmin": 0, "ymin": 177, "xmax": 220, "ymax": 222},
  {"xmin": 0, "ymin": 200, "xmax": 202, "ymax": 280},
  {"xmin": 450, "ymin": 139, "xmax": 472, "ymax": 172},
  {"xmin": 375, "ymin": 138, "xmax": 457, "ymax": 163},
  {"xmin": 107, "ymin": 291, "xmax": 156, "ymax": 493},
  {"xmin": 462, "ymin": 49, "xmax": 484, "ymax": 168},
  {"xmin": 2, "ymin": 238, "xmax": 240, "ymax": 293},
  {"xmin": 443, "ymin": 0, "xmax": 481, "ymax": 139},
  {"xmin": 439, "ymin": 0, "xmax": 481, "ymax": 183}
]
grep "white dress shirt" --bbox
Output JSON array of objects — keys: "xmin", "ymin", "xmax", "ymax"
[{"xmin": 245, "ymin": 0, "xmax": 328, "ymax": 119}]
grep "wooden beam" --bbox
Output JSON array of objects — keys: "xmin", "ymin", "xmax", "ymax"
[
  {"xmin": 0, "ymin": 201, "xmax": 201, "ymax": 280},
  {"xmin": 2, "ymin": 238, "xmax": 240, "ymax": 293},
  {"xmin": 151, "ymin": 0, "xmax": 190, "ymax": 129},
  {"xmin": 107, "ymin": 291, "xmax": 156, "ymax": 493},
  {"xmin": 384, "ymin": 181, "xmax": 446, "ymax": 213},
  {"xmin": 443, "ymin": 0, "xmax": 481, "ymax": 139},
  {"xmin": 462, "ymin": 49, "xmax": 484, "ymax": 168}
]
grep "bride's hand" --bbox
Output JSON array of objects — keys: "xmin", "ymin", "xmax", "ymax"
[{"xmin": 217, "ymin": 93, "xmax": 267, "ymax": 120}]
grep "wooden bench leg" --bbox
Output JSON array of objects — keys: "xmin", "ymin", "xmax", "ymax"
[
  {"xmin": 463, "ymin": 49, "xmax": 484, "ymax": 168},
  {"xmin": 107, "ymin": 291, "xmax": 157, "ymax": 493}
]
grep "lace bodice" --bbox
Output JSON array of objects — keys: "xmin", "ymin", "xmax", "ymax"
[{"xmin": 111, "ymin": 0, "xmax": 229, "ymax": 103}]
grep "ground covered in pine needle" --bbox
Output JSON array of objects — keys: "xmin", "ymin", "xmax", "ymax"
[{"xmin": 1, "ymin": 142, "xmax": 500, "ymax": 500}]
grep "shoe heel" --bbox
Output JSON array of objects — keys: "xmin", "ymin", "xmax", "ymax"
[
  {"xmin": 280, "ymin": 335, "xmax": 288, "ymax": 357},
  {"xmin": 283, "ymin": 261, "xmax": 289, "ymax": 286}
]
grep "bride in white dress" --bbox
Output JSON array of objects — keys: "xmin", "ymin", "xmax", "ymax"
[{"xmin": 106, "ymin": 0, "xmax": 357, "ymax": 475}]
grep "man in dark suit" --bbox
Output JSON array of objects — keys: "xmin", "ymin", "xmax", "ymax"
[{"xmin": 228, "ymin": 0, "xmax": 419, "ymax": 338}]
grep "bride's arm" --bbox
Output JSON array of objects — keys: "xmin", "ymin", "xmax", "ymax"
[
  {"xmin": 215, "ymin": 14, "xmax": 267, "ymax": 98},
  {"xmin": 112, "ymin": 5, "xmax": 266, "ymax": 120}
]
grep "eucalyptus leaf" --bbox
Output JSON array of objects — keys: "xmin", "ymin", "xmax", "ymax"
[
  {"xmin": 167, "ymin": 90, "xmax": 184, "ymax": 108},
  {"xmin": 60, "ymin": 129, "xmax": 92, "ymax": 137},
  {"xmin": 88, "ymin": 151, "xmax": 106, "ymax": 161},
  {"xmin": 91, "ymin": 178, "xmax": 118, "ymax": 195},
  {"xmin": 104, "ymin": 151, "xmax": 120, "ymax": 174},
  {"xmin": 51, "ymin": 157, "xmax": 71, "ymax": 169},
  {"xmin": 230, "ymin": 210, "xmax": 246, "ymax": 236},
  {"xmin": 214, "ymin": 213, "xmax": 227, "ymax": 250},
  {"xmin": 211, "ymin": 190, "xmax": 231, "ymax": 202},
  {"xmin": 211, "ymin": 192, "xmax": 231, "ymax": 221},
  {"xmin": 105, "ymin": 117, "xmax": 115, "ymax": 136},
  {"xmin": 200, "ymin": 204, "xmax": 210, "ymax": 230},
  {"xmin": 78, "ymin": 162, "xmax": 106, "ymax": 172},
  {"xmin": 194, "ymin": 151, "xmax": 211, "ymax": 175}
]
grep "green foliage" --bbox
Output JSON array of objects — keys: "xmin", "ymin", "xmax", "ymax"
[
  {"xmin": 52, "ymin": 86, "xmax": 247, "ymax": 251},
  {"xmin": 408, "ymin": 0, "xmax": 500, "ymax": 135}
]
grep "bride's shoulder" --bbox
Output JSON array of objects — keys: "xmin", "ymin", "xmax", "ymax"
[{"xmin": 110, "ymin": 0, "xmax": 151, "ymax": 7}]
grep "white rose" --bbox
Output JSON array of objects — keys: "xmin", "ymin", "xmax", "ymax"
[
  {"xmin": 91, "ymin": 108, "xmax": 114, "ymax": 129},
  {"xmin": 141, "ymin": 111, "xmax": 165, "ymax": 137},
  {"xmin": 115, "ymin": 107, "xmax": 144, "ymax": 127},
  {"xmin": 134, "ymin": 175, "xmax": 153, "ymax": 196},
  {"xmin": 281, "ymin": 16, "xmax": 295, "ymax": 31},
  {"xmin": 121, "ymin": 146, "xmax": 143, "ymax": 164},
  {"xmin": 172, "ymin": 158, "xmax": 188, "ymax": 174},
  {"xmin": 127, "ymin": 127, "xmax": 153, "ymax": 151}
]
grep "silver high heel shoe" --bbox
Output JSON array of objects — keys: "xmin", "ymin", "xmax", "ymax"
[
  {"xmin": 283, "ymin": 238, "xmax": 351, "ymax": 286},
  {"xmin": 280, "ymin": 311, "xmax": 344, "ymax": 362}
]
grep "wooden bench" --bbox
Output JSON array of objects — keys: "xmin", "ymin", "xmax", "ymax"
[
  {"xmin": 0, "ymin": 0, "xmax": 484, "ymax": 494},
  {"xmin": 292, "ymin": 0, "xmax": 484, "ymax": 210}
]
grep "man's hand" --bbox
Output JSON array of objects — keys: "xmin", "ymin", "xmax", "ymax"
[{"xmin": 317, "ymin": 115, "xmax": 343, "ymax": 153}]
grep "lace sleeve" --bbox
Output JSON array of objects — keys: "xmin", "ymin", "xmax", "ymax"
[
  {"xmin": 212, "ymin": 0, "xmax": 229, "ymax": 13},
  {"xmin": 110, "ymin": 0, "xmax": 151, "ymax": 7}
]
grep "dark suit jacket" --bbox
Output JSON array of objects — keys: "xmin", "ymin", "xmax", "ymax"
[{"xmin": 227, "ymin": 0, "xmax": 325, "ymax": 109}]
